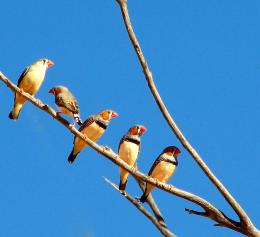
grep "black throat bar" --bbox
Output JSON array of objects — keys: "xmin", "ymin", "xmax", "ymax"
[
  {"xmin": 96, "ymin": 120, "xmax": 107, "ymax": 130},
  {"xmin": 124, "ymin": 137, "xmax": 140, "ymax": 146}
]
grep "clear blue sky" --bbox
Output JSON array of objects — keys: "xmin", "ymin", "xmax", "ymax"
[{"xmin": 0, "ymin": 1, "xmax": 259, "ymax": 236}]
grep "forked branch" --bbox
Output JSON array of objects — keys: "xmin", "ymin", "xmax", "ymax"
[
  {"xmin": 0, "ymin": 71, "xmax": 246, "ymax": 235},
  {"xmin": 114, "ymin": 1, "xmax": 259, "ymax": 237},
  {"xmin": 103, "ymin": 177, "xmax": 176, "ymax": 237}
]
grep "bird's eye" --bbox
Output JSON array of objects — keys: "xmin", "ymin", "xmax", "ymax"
[{"xmin": 43, "ymin": 59, "xmax": 46, "ymax": 65}]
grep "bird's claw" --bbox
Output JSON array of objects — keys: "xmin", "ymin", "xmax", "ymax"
[{"xmin": 135, "ymin": 196, "xmax": 141, "ymax": 203}]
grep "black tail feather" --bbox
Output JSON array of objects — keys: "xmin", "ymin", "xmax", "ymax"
[
  {"xmin": 77, "ymin": 118, "xmax": 83, "ymax": 126},
  {"xmin": 68, "ymin": 150, "xmax": 78, "ymax": 164},
  {"xmin": 8, "ymin": 111, "xmax": 19, "ymax": 120},
  {"xmin": 140, "ymin": 192, "xmax": 149, "ymax": 203},
  {"xmin": 119, "ymin": 179, "xmax": 127, "ymax": 192},
  {"xmin": 74, "ymin": 114, "xmax": 83, "ymax": 126},
  {"xmin": 8, "ymin": 111, "xmax": 14, "ymax": 120}
]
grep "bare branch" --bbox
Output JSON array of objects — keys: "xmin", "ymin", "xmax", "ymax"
[
  {"xmin": 0, "ymin": 71, "xmax": 258, "ymax": 236},
  {"xmin": 136, "ymin": 179, "xmax": 166, "ymax": 227},
  {"xmin": 114, "ymin": 2, "xmax": 260, "ymax": 236},
  {"xmin": 103, "ymin": 177, "xmax": 176, "ymax": 237}
]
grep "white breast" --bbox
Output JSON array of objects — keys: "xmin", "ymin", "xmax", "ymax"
[{"xmin": 119, "ymin": 141, "xmax": 139, "ymax": 166}]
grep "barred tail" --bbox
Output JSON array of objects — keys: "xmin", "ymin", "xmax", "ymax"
[{"xmin": 74, "ymin": 114, "xmax": 83, "ymax": 126}]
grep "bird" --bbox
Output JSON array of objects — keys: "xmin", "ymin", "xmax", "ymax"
[
  {"xmin": 48, "ymin": 85, "xmax": 83, "ymax": 126},
  {"xmin": 67, "ymin": 109, "xmax": 119, "ymax": 163},
  {"xmin": 9, "ymin": 58, "xmax": 54, "ymax": 120},
  {"xmin": 139, "ymin": 146, "xmax": 181, "ymax": 203},
  {"xmin": 118, "ymin": 125, "xmax": 147, "ymax": 193}
]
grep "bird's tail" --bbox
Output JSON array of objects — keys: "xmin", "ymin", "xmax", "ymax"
[
  {"xmin": 74, "ymin": 114, "xmax": 83, "ymax": 126},
  {"xmin": 68, "ymin": 150, "xmax": 79, "ymax": 164},
  {"xmin": 139, "ymin": 191, "xmax": 149, "ymax": 203},
  {"xmin": 119, "ymin": 179, "xmax": 128, "ymax": 192},
  {"xmin": 9, "ymin": 104, "xmax": 23, "ymax": 120}
]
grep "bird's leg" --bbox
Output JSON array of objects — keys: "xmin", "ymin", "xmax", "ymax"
[{"xmin": 56, "ymin": 111, "xmax": 62, "ymax": 117}]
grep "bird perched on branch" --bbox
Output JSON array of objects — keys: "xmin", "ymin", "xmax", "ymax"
[
  {"xmin": 9, "ymin": 58, "xmax": 54, "ymax": 120},
  {"xmin": 118, "ymin": 125, "xmax": 147, "ymax": 193},
  {"xmin": 139, "ymin": 146, "xmax": 181, "ymax": 203},
  {"xmin": 48, "ymin": 86, "xmax": 83, "ymax": 126},
  {"xmin": 67, "ymin": 109, "xmax": 119, "ymax": 164}
]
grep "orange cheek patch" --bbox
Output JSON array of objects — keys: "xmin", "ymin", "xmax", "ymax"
[
  {"xmin": 101, "ymin": 111, "xmax": 109, "ymax": 120},
  {"xmin": 165, "ymin": 151, "xmax": 174, "ymax": 156},
  {"xmin": 130, "ymin": 127, "xmax": 139, "ymax": 135}
]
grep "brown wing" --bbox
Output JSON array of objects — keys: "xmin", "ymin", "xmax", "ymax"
[
  {"xmin": 118, "ymin": 137, "xmax": 125, "ymax": 153},
  {"xmin": 17, "ymin": 66, "xmax": 29, "ymax": 87},
  {"xmin": 56, "ymin": 94, "xmax": 80, "ymax": 114},
  {"xmin": 148, "ymin": 156, "xmax": 163, "ymax": 176},
  {"xmin": 79, "ymin": 116, "xmax": 95, "ymax": 132}
]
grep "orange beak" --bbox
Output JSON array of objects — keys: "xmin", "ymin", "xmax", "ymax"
[
  {"xmin": 174, "ymin": 148, "xmax": 181, "ymax": 155},
  {"xmin": 47, "ymin": 60, "xmax": 54, "ymax": 67},
  {"xmin": 48, "ymin": 88, "xmax": 54, "ymax": 94},
  {"xmin": 140, "ymin": 126, "xmax": 147, "ymax": 133},
  {"xmin": 111, "ymin": 111, "xmax": 119, "ymax": 118}
]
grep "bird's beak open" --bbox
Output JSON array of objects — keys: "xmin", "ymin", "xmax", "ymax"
[
  {"xmin": 47, "ymin": 60, "xmax": 54, "ymax": 67},
  {"xmin": 111, "ymin": 112, "xmax": 119, "ymax": 118},
  {"xmin": 48, "ymin": 88, "xmax": 54, "ymax": 94},
  {"xmin": 140, "ymin": 126, "xmax": 147, "ymax": 133}
]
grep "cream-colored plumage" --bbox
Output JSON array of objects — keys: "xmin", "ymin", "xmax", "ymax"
[
  {"xmin": 73, "ymin": 121, "xmax": 105, "ymax": 155},
  {"xmin": 118, "ymin": 125, "xmax": 147, "ymax": 192},
  {"xmin": 119, "ymin": 141, "xmax": 139, "ymax": 188},
  {"xmin": 9, "ymin": 58, "xmax": 54, "ymax": 120},
  {"xmin": 139, "ymin": 146, "xmax": 181, "ymax": 203},
  {"xmin": 144, "ymin": 159, "xmax": 177, "ymax": 198},
  {"xmin": 67, "ymin": 109, "xmax": 118, "ymax": 163}
]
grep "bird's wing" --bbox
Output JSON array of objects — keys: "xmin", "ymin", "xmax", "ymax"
[
  {"xmin": 55, "ymin": 95, "xmax": 80, "ymax": 114},
  {"xmin": 17, "ymin": 67, "xmax": 30, "ymax": 87},
  {"xmin": 79, "ymin": 116, "xmax": 95, "ymax": 132},
  {"xmin": 118, "ymin": 137, "xmax": 125, "ymax": 153},
  {"xmin": 148, "ymin": 156, "xmax": 163, "ymax": 176}
]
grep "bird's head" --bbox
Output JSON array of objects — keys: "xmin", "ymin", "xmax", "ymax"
[
  {"xmin": 35, "ymin": 58, "xmax": 54, "ymax": 68},
  {"xmin": 48, "ymin": 86, "xmax": 68, "ymax": 96},
  {"xmin": 129, "ymin": 125, "xmax": 147, "ymax": 136},
  {"xmin": 163, "ymin": 146, "xmax": 181, "ymax": 156},
  {"xmin": 99, "ymin": 110, "xmax": 119, "ymax": 121}
]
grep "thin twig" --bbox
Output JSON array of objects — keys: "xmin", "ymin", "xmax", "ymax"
[
  {"xmin": 103, "ymin": 177, "xmax": 176, "ymax": 237},
  {"xmin": 136, "ymin": 179, "xmax": 166, "ymax": 227},
  {"xmin": 114, "ymin": 2, "xmax": 260, "ymax": 237},
  {"xmin": 0, "ymin": 72, "xmax": 254, "ymax": 236}
]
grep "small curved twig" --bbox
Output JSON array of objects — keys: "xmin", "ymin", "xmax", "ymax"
[
  {"xmin": 114, "ymin": 2, "xmax": 259, "ymax": 237},
  {"xmin": 103, "ymin": 177, "xmax": 176, "ymax": 237},
  {"xmin": 0, "ymin": 72, "xmax": 255, "ymax": 236}
]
